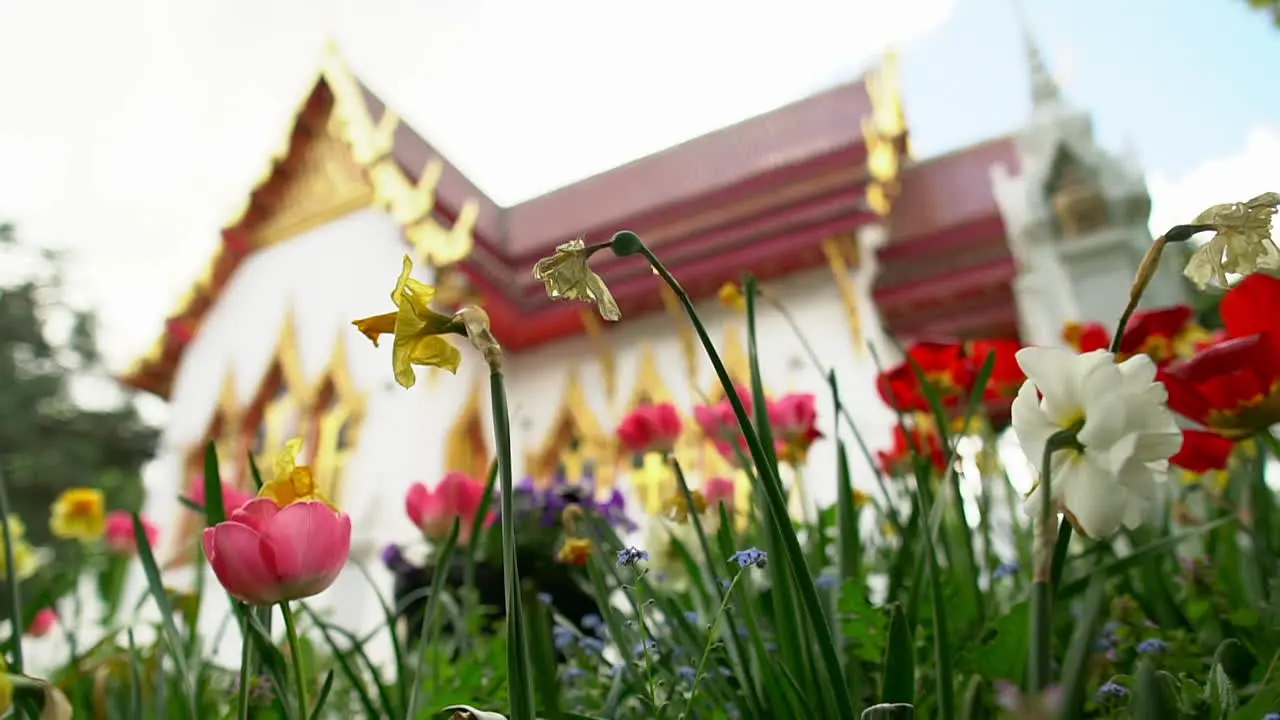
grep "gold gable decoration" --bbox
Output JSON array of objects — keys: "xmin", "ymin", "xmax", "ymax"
[
  {"xmin": 251, "ymin": 111, "xmax": 377, "ymax": 249},
  {"xmin": 659, "ymin": 285, "xmax": 697, "ymax": 390},
  {"xmin": 579, "ymin": 308, "xmax": 617, "ymax": 403},
  {"xmin": 526, "ymin": 370, "xmax": 616, "ymax": 491},
  {"xmin": 444, "ymin": 375, "xmax": 491, "ymax": 480},
  {"xmin": 625, "ymin": 344, "xmax": 673, "ymax": 409},
  {"xmin": 310, "ymin": 333, "xmax": 367, "ymax": 505},
  {"xmin": 822, "ymin": 234, "xmax": 866, "ymax": 356},
  {"xmin": 320, "ymin": 50, "xmax": 478, "ymax": 268},
  {"xmin": 249, "ymin": 312, "xmax": 313, "ymax": 472},
  {"xmin": 705, "ymin": 323, "xmax": 752, "ymax": 403},
  {"xmin": 862, "ymin": 49, "xmax": 908, "ymax": 217}
]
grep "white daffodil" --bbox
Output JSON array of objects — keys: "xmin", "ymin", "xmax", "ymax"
[
  {"xmin": 1012, "ymin": 347, "xmax": 1182, "ymax": 539},
  {"xmin": 1183, "ymin": 191, "xmax": 1280, "ymax": 289}
]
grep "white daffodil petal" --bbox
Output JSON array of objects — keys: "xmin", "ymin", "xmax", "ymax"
[
  {"xmin": 1012, "ymin": 380, "xmax": 1056, "ymax": 465},
  {"xmin": 1016, "ymin": 347, "xmax": 1085, "ymax": 423},
  {"xmin": 1063, "ymin": 468, "xmax": 1129, "ymax": 539}
]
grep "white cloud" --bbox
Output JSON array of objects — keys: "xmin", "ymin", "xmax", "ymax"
[
  {"xmin": 0, "ymin": 0, "xmax": 957, "ymax": 375},
  {"xmin": 1147, "ymin": 124, "xmax": 1280, "ymax": 237}
]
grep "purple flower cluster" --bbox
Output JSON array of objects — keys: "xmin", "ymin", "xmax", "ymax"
[{"xmin": 494, "ymin": 475, "xmax": 636, "ymax": 532}]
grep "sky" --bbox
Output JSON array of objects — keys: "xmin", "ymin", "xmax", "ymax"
[{"xmin": 0, "ymin": 0, "xmax": 1276, "ymax": 415}]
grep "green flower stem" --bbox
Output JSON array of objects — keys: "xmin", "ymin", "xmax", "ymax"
[
  {"xmin": 280, "ymin": 601, "xmax": 310, "ymax": 715},
  {"xmin": 489, "ymin": 370, "xmax": 537, "ymax": 720},
  {"xmin": 237, "ymin": 613, "xmax": 255, "ymax": 720},
  {"xmin": 682, "ymin": 570, "xmax": 744, "ymax": 718},
  {"xmin": 0, "ymin": 467, "xmax": 25, "ymax": 674},
  {"xmin": 614, "ymin": 231, "xmax": 857, "ymax": 720},
  {"xmin": 1030, "ymin": 430, "xmax": 1078, "ymax": 691}
]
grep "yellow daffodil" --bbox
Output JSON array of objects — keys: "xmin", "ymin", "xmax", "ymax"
[
  {"xmin": 1183, "ymin": 191, "xmax": 1280, "ymax": 289},
  {"xmin": 852, "ymin": 488, "xmax": 870, "ymax": 509},
  {"xmin": 352, "ymin": 255, "xmax": 464, "ymax": 389},
  {"xmin": 532, "ymin": 237, "xmax": 621, "ymax": 321},
  {"xmin": 556, "ymin": 537, "xmax": 592, "ymax": 566},
  {"xmin": 717, "ymin": 282, "xmax": 746, "ymax": 311},
  {"xmin": 258, "ymin": 438, "xmax": 338, "ymax": 510},
  {"xmin": 50, "ymin": 488, "xmax": 106, "ymax": 542}
]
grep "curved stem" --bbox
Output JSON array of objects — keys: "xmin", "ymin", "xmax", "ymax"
[
  {"xmin": 1029, "ymin": 430, "xmax": 1077, "ymax": 692},
  {"xmin": 681, "ymin": 570, "xmax": 743, "ymax": 719},
  {"xmin": 280, "ymin": 601, "xmax": 310, "ymax": 715}
]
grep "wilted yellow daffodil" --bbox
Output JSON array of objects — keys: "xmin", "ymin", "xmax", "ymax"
[
  {"xmin": 717, "ymin": 282, "xmax": 746, "ymax": 311},
  {"xmin": 0, "ymin": 518, "xmax": 41, "ymax": 581},
  {"xmin": 258, "ymin": 438, "xmax": 338, "ymax": 510},
  {"xmin": 50, "ymin": 488, "xmax": 106, "ymax": 542},
  {"xmin": 663, "ymin": 489, "xmax": 707, "ymax": 523},
  {"xmin": 532, "ymin": 237, "xmax": 621, "ymax": 322},
  {"xmin": 352, "ymin": 255, "xmax": 464, "ymax": 389},
  {"xmin": 1183, "ymin": 191, "xmax": 1280, "ymax": 289}
]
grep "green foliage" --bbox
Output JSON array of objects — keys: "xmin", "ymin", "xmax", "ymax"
[
  {"xmin": 1246, "ymin": 0, "xmax": 1280, "ymax": 27},
  {"xmin": 4, "ymin": 226, "xmax": 1280, "ymax": 720},
  {"xmin": 0, "ymin": 223, "xmax": 158, "ymax": 621}
]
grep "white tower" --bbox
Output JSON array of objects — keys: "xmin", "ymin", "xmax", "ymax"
[{"xmin": 990, "ymin": 16, "xmax": 1188, "ymax": 348}]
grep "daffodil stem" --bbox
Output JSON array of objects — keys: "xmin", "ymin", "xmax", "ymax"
[
  {"xmin": 489, "ymin": 370, "xmax": 537, "ymax": 720},
  {"xmin": 0, "ymin": 467, "xmax": 25, "ymax": 674},
  {"xmin": 280, "ymin": 601, "xmax": 309, "ymax": 715},
  {"xmin": 1030, "ymin": 431, "xmax": 1076, "ymax": 692},
  {"xmin": 237, "ymin": 613, "xmax": 254, "ymax": 720}
]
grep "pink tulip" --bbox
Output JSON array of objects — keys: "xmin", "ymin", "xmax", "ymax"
[
  {"xmin": 104, "ymin": 510, "xmax": 158, "ymax": 556},
  {"xmin": 768, "ymin": 392, "xmax": 824, "ymax": 461},
  {"xmin": 27, "ymin": 608, "xmax": 57, "ymax": 638},
  {"xmin": 203, "ymin": 498, "xmax": 351, "ymax": 605},
  {"xmin": 405, "ymin": 472, "xmax": 487, "ymax": 544},
  {"xmin": 703, "ymin": 476, "xmax": 737, "ymax": 512},
  {"xmin": 616, "ymin": 402, "xmax": 683, "ymax": 455},
  {"xmin": 190, "ymin": 477, "xmax": 255, "ymax": 517},
  {"xmin": 693, "ymin": 387, "xmax": 753, "ymax": 441}
]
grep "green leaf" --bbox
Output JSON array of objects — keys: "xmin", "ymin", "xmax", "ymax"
[
  {"xmin": 1059, "ymin": 516, "xmax": 1236, "ymax": 596},
  {"xmin": 1213, "ymin": 638, "xmax": 1257, "ymax": 687},
  {"xmin": 839, "ymin": 580, "xmax": 888, "ymax": 663},
  {"xmin": 1203, "ymin": 663, "xmax": 1239, "ymax": 718},
  {"xmin": 963, "ymin": 600, "xmax": 1029, "ymax": 682},
  {"xmin": 1131, "ymin": 659, "xmax": 1175, "ymax": 719},
  {"xmin": 881, "ymin": 603, "xmax": 915, "ymax": 704}
]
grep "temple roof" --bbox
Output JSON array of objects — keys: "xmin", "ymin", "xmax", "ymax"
[{"xmin": 120, "ymin": 49, "xmax": 1016, "ymax": 400}]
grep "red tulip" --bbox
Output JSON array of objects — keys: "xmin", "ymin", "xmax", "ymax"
[
  {"xmin": 876, "ymin": 341, "xmax": 970, "ymax": 413},
  {"xmin": 190, "ymin": 477, "xmax": 254, "ymax": 517},
  {"xmin": 1161, "ymin": 275, "xmax": 1280, "ymax": 438},
  {"xmin": 1063, "ymin": 306, "xmax": 1210, "ymax": 367},
  {"xmin": 104, "ymin": 510, "xmax": 158, "ymax": 556},
  {"xmin": 203, "ymin": 498, "xmax": 351, "ymax": 605},
  {"xmin": 616, "ymin": 402, "xmax": 684, "ymax": 455},
  {"xmin": 27, "ymin": 608, "xmax": 57, "ymax": 638},
  {"xmin": 703, "ymin": 476, "xmax": 737, "ymax": 512},
  {"xmin": 965, "ymin": 338, "xmax": 1025, "ymax": 400},
  {"xmin": 877, "ymin": 422, "xmax": 945, "ymax": 478},
  {"xmin": 405, "ymin": 472, "xmax": 487, "ymax": 544},
  {"xmin": 1170, "ymin": 430, "xmax": 1237, "ymax": 473}
]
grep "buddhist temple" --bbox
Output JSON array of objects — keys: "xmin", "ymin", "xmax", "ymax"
[{"xmin": 118, "ymin": 27, "xmax": 1187, "ymax": 663}]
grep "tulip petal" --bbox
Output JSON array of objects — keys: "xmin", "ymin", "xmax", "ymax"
[
  {"xmin": 208, "ymin": 522, "xmax": 279, "ymax": 605},
  {"xmin": 231, "ymin": 497, "xmax": 282, "ymax": 533},
  {"xmin": 259, "ymin": 502, "xmax": 351, "ymax": 601}
]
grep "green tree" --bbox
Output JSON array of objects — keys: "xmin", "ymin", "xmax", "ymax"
[
  {"xmin": 1247, "ymin": 0, "xmax": 1280, "ymax": 26},
  {"xmin": 0, "ymin": 222, "xmax": 159, "ymax": 621}
]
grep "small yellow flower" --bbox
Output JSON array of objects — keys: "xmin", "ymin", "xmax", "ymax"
[
  {"xmin": 532, "ymin": 237, "xmax": 621, "ymax": 321},
  {"xmin": 352, "ymin": 255, "xmax": 464, "ymax": 389},
  {"xmin": 0, "ymin": 518, "xmax": 41, "ymax": 581},
  {"xmin": 1183, "ymin": 191, "xmax": 1280, "ymax": 289},
  {"xmin": 0, "ymin": 655, "xmax": 10, "ymax": 716},
  {"xmin": 717, "ymin": 282, "xmax": 746, "ymax": 311},
  {"xmin": 556, "ymin": 537, "xmax": 592, "ymax": 566},
  {"xmin": 258, "ymin": 438, "xmax": 338, "ymax": 510},
  {"xmin": 50, "ymin": 488, "xmax": 106, "ymax": 542}
]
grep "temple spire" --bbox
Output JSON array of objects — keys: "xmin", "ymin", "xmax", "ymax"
[{"xmin": 1010, "ymin": 0, "xmax": 1062, "ymax": 109}]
